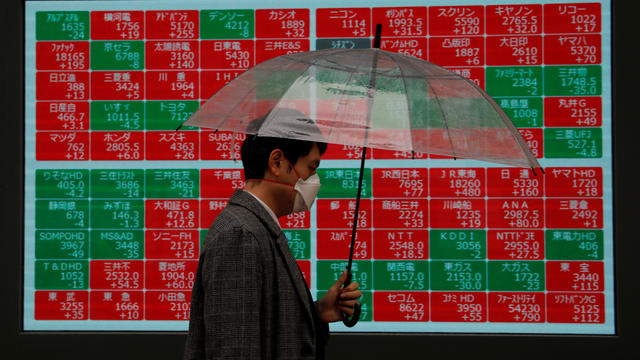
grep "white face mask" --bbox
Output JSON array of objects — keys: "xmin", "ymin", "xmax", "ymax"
[{"xmin": 291, "ymin": 173, "xmax": 321, "ymax": 213}]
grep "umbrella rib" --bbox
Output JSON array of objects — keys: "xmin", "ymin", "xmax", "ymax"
[
  {"xmin": 466, "ymin": 78, "xmax": 541, "ymax": 170},
  {"xmin": 257, "ymin": 59, "xmax": 321, "ymax": 136},
  {"xmin": 381, "ymin": 50, "xmax": 416, "ymax": 154},
  {"xmin": 394, "ymin": 54, "xmax": 458, "ymax": 159},
  {"xmin": 324, "ymin": 67, "xmax": 359, "ymax": 143}
]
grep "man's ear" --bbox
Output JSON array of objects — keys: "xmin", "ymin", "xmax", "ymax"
[{"xmin": 267, "ymin": 149, "xmax": 284, "ymax": 176}]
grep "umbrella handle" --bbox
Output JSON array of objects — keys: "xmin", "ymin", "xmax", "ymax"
[{"xmin": 341, "ymin": 271, "xmax": 361, "ymax": 327}]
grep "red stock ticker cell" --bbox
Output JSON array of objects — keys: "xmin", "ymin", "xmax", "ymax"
[
  {"xmin": 36, "ymin": 101, "xmax": 89, "ymax": 131},
  {"xmin": 91, "ymin": 11, "xmax": 145, "ymax": 40},
  {"xmin": 34, "ymin": 290, "xmax": 89, "ymax": 320},
  {"xmin": 373, "ymin": 229, "xmax": 428, "ymax": 260},
  {"xmin": 255, "ymin": 39, "xmax": 310, "ymax": 63},
  {"xmin": 544, "ymin": 97, "xmax": 602, "ymax": 127},
  {"xmin": 36, "ymin": 71, "xmax": 89, "ymax": 101},
  {"xmin": 255, "ymin": 9, "xmax": 310, "ymax": 38},
  {"xmin": 373, "ymin": 291, "xmax": 429, "ymax": 322},
  {"xmin": 543, "ymin": 3, "xmax": 601, "ymax": 34},
  {"xmin": 373, "ymin": 199, "xmax": 428, "ymax": 229},
  {"xmin": 145, "ymin": 70, "xmax": 199, "ymax": 100},
  {"xmin": 316, "ymin": 199, "xmax": 371, "ymax": 229},
  {"xmin": 91, "ymin": 131, "xmax": 144, "ymax": 161},
  {"xmin": 89, "ymin": 260, "xmax": 144, "ymax": 290},
  {"xmin": 545, "ymin": 167, "xmax": 603, "ymax": 197},
  {"xmin": 316, "ymin": 229, "xmax": 371, "ymax": 260},
  {"xmin": 145, "ymin": 290, "xmax": 192, "ymax": 320},
  {"xmin": 200, "ymin": 70, "xmax": 242, "ymax": 100},
  {"xmin": 145, "ymin": 131, "xmax": 199, "ymax": 161},
  {"xmin": 428, "ymin": 6, "xmax": 484, "ymax": 36},
  {"xmin": 91, "ymin": 71, "xmax": 144, "ymax": 101},
  {"xmin": 487, "ymin": 198, "xmax": 544, "ymax": 229},
  {"xmin": 546, "ymin": 261, "xmax": 604, "ymax": 292},
  {"xmin": 145, "ymin": 230, "xmax": 200, "ymax": 260},
  {"xmin": 428, "ymin": 36, "xmax": 484, "ymax": 67},
  {"xmin": 486, "ymin": 167, "xmax": 543, "ymax": 198},
  {"xmin": 545, "ymin": 198, "xmax": 603, "ymax": 229},
  {"xmin": 90, "ymin": 290, "xmax": 144, "ymax": 320},
  {"xmin": 431, "ymin": 291, "xmax": 486, "ymax": 322},
  {"xmin": 544, "ymin": 34, "xmax": 602, "ymax": 65},
  {"xmin": 36, "ymin": 131, "xmax": 89, "ymax": 161},
  {"xmin": 316, "ymin": 8, "xmax": 370, "ymax": 38},
  {"xmin": 200, "ymin": 40, "xmax": 255, "ymax": 70},
  {"xmin": 372, "ymin": 7, "xmax": 427, "ymax": 37},
  {"xmin": 200, "ymin": 169, "xmax": 245, "ymax": 198},
  {"xmin": 145, "ymin": 40, "xmax": 199, "ymax": 70},
  {"xmin": 145, "ymin": 199, "xmax": 199, "ymax": 229},
  {"xmin": 144, "ymin": 260, "xmax": 198, "ymax": 290},
  {"xmin": 200, "ymin": 199, "xmax": 229, "ymax": 230},
  {"xmin": 298, "ymin": 260, "xmax": 311, "ymax": 288},
  {"xmin": 36, "ymin": 41, "xmax": 89, "ymax": 71},
  {"xmin": 546, "ymin": 292, "xmax": 604, "ymax": 323},
  {"xmin": 487, "ymin": 229, "xmax": 545, "ymax": 261},
  {"xmin": 372, "ymin": 168, "xmax": 428, "ymax": 198},
  {"xmin": 488, "ymin": 292, "xmax": 545, "ymax": 323},
  {"xmin": 145, "ymin": 10, "xmax": 199, "ymax": 40},
  {"xmin": 485, "ymin": 4, "xmax": 543, "ymax": 35},
  {"xmin": 485, "ymin": 35, "xmax": 542, "ymax": 66}
]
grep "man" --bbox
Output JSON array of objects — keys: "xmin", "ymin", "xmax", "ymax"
[{"xmin": 183, "ymin": 132, "xmax": 362, "ymax": 359}]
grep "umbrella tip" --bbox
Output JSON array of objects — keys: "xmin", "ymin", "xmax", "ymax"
[
  {"xmin": 175, "ymin": 124, "xmax": 183, "ymax": 131},
  {"xmin": 373, "ymin": 24, "xmax": 382, "ymax": 48}
]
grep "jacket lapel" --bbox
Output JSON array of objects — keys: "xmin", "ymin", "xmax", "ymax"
[{"xmin": 228, "ymin": 190, "xmax": 316, "ymax": 326}]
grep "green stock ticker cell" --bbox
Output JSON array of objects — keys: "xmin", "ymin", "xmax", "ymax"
[
  {"xmin": 90, "ymin": 41, "xmax": 144, "ymax": 70},
  {"xmin": 35, "ymin": 260, "xmax": 88, "ymax": 290},
  {"xmin": 545, "ymin": 230, "xmax": 604, "ymax": 260},
  {"xmin": 544, "ymin": 65, "xmax": 602, "ymax": 96},
  {"xmin": 36, "ymin": 11, "xmax": 89, "ymax": 40},
  {"xmin": 317, "ymin": 168, "xmax": 371, "ymax": 199},
  {"xmin": 494, "ymin": 97, "xmax": 543, "ymax": 128},
  {"xmin": 283, "ymin": 230, "xmax": 311, "ymax": 260},
  {"xmin": 373, "ymin": 261, "xmax": 429, "ymax": 291},
  {"xmin": 145, "ymin": 101, "xmax": 200, "ymax": 130},
  {"xmin": 90, "ymin": 230, "xmax": 144, "ymax": 260},
  {"xmin": 90, "ymin": 101, "xmax": 144, "ymax": 131},
  {"xmin": 200, "ymin": 9, "xmax": 254, "ymax": 39},
  {"xmin": 544, "ymin": 128, "xmax": 602, "ymax": 158},
  {"xmin": 145, "ymin": 169, "xmax": 199, "ymax": 198},
  {"xmin": 90, "ymin": 200, "xmax": 144, "ymax": 229},
  {"xmin": 35, "ymin": 230, "xmax": 88, "ymax": 260},
  {"xmin": 90, "ymin": 169, "xmax": 144, "ymax": 199},
  {"xmin": 488, "ymin": 261, "xmax": 545, "ymax": 291},
  {"xmin": 316, "ymin": 260, "xmax": 372, "ymax": 291},
  {"xmin": 36, "ymin": 169, "xmax": 89, "ymax": 199},
  {"xmin": 36, "ymin": 200, "xmax": 89, "ymax": 229},
  {"xmin": 430, "ymin": 230, "xmax": 487, "ymax": 260},
  {"xmin": 485, "ymin": 66, "xmax": 542, "ymax": 97},
  {"xmin": 430, "ymin": 260, "xmax": 487, "ymax": 291}
]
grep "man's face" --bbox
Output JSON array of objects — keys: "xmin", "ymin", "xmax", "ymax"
[
  {"xmin": 289, "ymin": 143, "xmax": 321, "ymax": 181},
  {"xmin": 280, "ymin": 143, "xmax": 322, "ymax": 213}
]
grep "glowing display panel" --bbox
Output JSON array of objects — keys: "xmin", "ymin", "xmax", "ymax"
[{"xmin": 24, "ymin": 0, "xmax": 613, "ymax": 333}]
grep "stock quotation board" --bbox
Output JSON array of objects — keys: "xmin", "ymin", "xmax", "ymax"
[{"xmin": 23, "ymin": 0, "xmax": 613, "ymax": 334}]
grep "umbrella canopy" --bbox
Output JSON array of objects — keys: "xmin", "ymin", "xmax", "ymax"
[{"xmin": 182, "ymin": 47, "xmax": 541, "ymax": 171}]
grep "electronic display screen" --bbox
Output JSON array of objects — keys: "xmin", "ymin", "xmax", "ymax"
[{"xmin": 23, "ymin": 0, "xmax": 613, "ymax": 334}]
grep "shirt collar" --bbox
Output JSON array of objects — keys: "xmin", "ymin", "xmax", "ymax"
[{"xmin": 243, "ymin": 190, "xmax": 281, "ymax": 229}]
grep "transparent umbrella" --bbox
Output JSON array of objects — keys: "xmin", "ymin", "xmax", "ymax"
[{"xmin": 180, "ymin": 26, "xmax": 541, "ymax": 327}]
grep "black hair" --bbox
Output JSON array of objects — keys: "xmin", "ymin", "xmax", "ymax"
[{"xmin": 241, "ymin": 136, "xmax": 327, "ymax": 180}]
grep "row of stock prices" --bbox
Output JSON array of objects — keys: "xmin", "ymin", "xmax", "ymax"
[{"xmin": 24, "ymin": 0, "xmax": 613, "ymax": 333}]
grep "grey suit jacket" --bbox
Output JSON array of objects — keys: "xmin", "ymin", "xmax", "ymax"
[{"xmin": 183, "ymin": 190, "xmax": 329, "ymax": 359}]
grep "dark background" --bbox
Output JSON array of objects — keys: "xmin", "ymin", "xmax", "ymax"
[{"xmin": 2, "ymin": 1, "xmax": 636, "ymax": 358}]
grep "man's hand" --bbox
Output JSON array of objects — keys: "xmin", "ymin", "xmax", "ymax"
[{"xmin": 317, "ymin": 270, "xmax": 362, "ymax": 323}]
